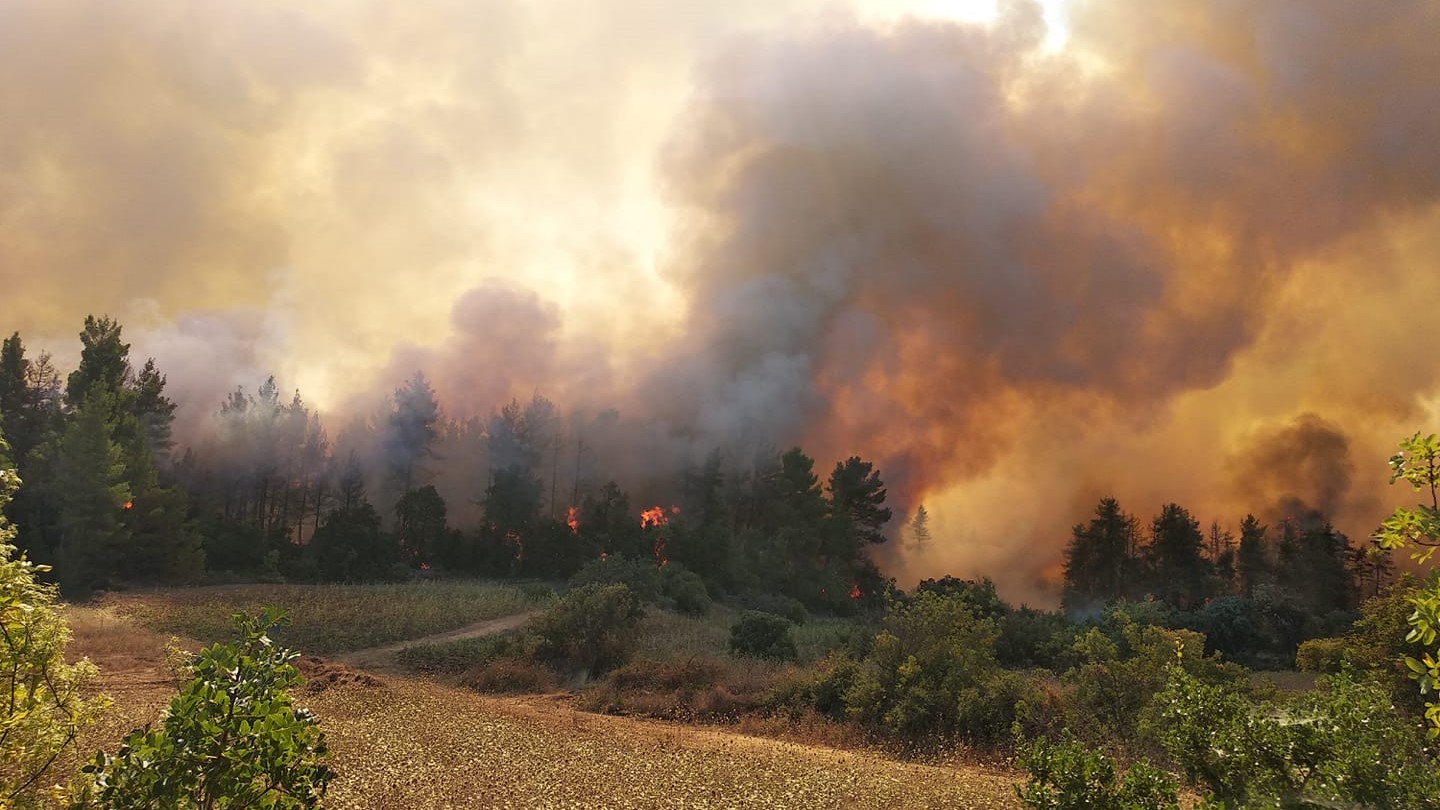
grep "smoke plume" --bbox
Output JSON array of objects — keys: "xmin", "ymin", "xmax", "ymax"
[{"xmin": 4, "ymin": 0, "xmax": 1440, "ymax": 603}]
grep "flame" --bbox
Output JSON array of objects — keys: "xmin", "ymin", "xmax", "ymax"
[
  {"xmin": 849, "ymin": 582, "xmax": 862, "ymax": 600},
  {"xmin": 653, "ymin": 536, "xmax": 668, "ymax": 567},
  {"xmin": 640, "ymin": 506, "xmax": 670, "ymax": 528},
  {"xmin": 121, "ymin": 500, "xmax": 133, "ymax": 510},
  {"xmin": 504, "ymin": 530, "xmax": 523, "ymax": 562},
  {"xmin": 565, "ymin": 506, "xmax": 578, "ymax": 534}
]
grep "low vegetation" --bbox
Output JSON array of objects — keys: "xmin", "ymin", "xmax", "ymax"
[{"xmin": 105, "ymin": 580, "xmax": 548, "ymax": 655}]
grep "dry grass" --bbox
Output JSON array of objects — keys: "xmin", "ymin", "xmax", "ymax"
[
  {"xmin": 635, "ymin": 607, "xmax": 859, "ymax": 663},
  {"xmin": 100, "ymin": 580, "xmax": 550, "ymax": 655},
  {"xmin": 309, "ymin": 681, "xmax": 1023, "ymax": 809},
  {"xmin": 60, "ymin": 607, "xmax": 1022, "ymax": 809}
]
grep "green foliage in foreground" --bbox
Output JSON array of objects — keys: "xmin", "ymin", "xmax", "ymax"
[
  {"xmin": 1157, "ymin": 665, "xmax": 1440, "ymax": 809},
  {"xmin": 1015, "ymin": 735, "xmax": 1178, "ymax": 810},
  {"xmin": 1373, "ymin": 431, "xmax": 1440, "ymax": 735},
  {"xmin": 74, "ymin": 609, "xmax": 332, "ymax": 809},
  {"xmin": 0, "ymin": 429, "xmax": 106, "ymax": 809}
]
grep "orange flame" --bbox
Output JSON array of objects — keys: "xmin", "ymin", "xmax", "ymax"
[
  {"xmin": 565, "ymin": 506, "xmax": 579, "ymax": 534},
  {"xmin": 504, "ymin": 530, "xmax": 524, "ymax": 562},
  {"xmin": 121, "ymin": 500, "xmax": 133, "ymax": 511},
  {"xmin": 653, "ymin": 537, "xmax": 668, "ymax": 567},
  {"xmin": 640, "ymin": 506, "xmax": 670, "ymax": 528},
  {"xmin": 849, "ymin": 582, "xmax": 862, "ymax": 600}
]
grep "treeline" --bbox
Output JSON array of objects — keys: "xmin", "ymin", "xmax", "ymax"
[
  {"xmin": 1062, "ymin": 497, "xmax": 1390, "ymax": 667},
  {"xmin": 0, "ymin": 317, "xmax": 889, "ymax": 608}
]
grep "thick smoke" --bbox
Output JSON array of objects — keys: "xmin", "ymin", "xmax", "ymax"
[{"xmin": 4, "ymin": 0, "xmax": 1440, "ymax": 604}]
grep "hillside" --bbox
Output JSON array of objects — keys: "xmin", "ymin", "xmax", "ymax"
[{"xmin": 65, "ymin": 602, "xmax": 1020, "ymax": 810}]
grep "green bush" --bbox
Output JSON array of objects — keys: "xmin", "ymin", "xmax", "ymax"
[
  {"xmin": 1157, "ymin": 665, "xmax": 1440, "ymax": 808},
  {"xmin": 1342, "ymin": 575, "xmax": 1431, "ymax": 718},
  {"xmin": 842, "ymin": 590, "xmax": 1001, "ymax": 741},
  {"xmin": 997, "ymin": 607, "xmax": 1079, "ymax": 671},
  {"xmin": 0, "ymin": 435, "xmax": 106, "ymax": 809},
  {"xmin": 765, "ymin": 652, "xmax": 860, "ymax": 720},
  {"xmin": 75, "ymin": 609, "xmax": 332, "ymax": 809},
  {"xmin": 1295, "ymin": 636, "xmax": 1347, "ymax": 673},
  {"xmin": 1063, "ymin": 613, "xmax": 1245, "ymax": 749},
  {"xmin": 732, "ymin": 591, "xmax": 809, "ymax": 625},
  {"xmin": 531, "ymin": 583, "xmax": 641, "ymax": 676},
  {"xmin": 569, "ymin": 555, "xmax": 662, "ymax": 602},
  {"xmin": 661, "ymin": 565, "xmax": 712, "ymax": 615},
  {"xmin": 1014, "ymin": 735, "xmax": 1178, "ymax": 810},
  {"xmin": 729, "ymin": 612, "xmax": 798, "ymax": 662}
]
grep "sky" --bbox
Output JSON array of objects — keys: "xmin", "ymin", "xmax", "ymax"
[{"xmin": 2, "ymin": 0, "xmax": 1438, "ymax": 602}]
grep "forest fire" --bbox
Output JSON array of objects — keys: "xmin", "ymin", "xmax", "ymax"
[
  {"xmin": 121, "ymin": 500, "xmax": 133, "ymax": 511},
  {"xmin": 640, "ymin": 506, "xmax": 672, "ymax": 528},
  {"xmin": 565, "ymin": 506, "xmax": 578, "ymax": 534},
  {"xmin": 849, "ymin": 582, "xmax": 862, "ymax": 600}
]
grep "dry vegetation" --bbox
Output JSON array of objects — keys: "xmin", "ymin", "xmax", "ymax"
[
  {"xmin": 633, "ymin": 607, "xmax": 857, "ymax": 663},
  {"xmin": 99, "ymin": 580, "xmax": 550, "ymax": 655},
  {"xmin": 61, "ymin": 587, "xmax": 1022, "ymax": 809}
]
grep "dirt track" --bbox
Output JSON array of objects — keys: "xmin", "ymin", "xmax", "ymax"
[{"xmin": 335, "ymin": 610, "xmax": 538, "ymax": 671}]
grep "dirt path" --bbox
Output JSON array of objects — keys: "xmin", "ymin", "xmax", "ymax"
[{"xmin": 334, "ymin": 610, "xmax": 539, "ymax": 671}]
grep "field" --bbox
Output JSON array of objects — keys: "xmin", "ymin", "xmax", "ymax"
[
  {"xmin": 100, "ymin": 580, "xmax": 551, "ymax": 655},
  {"xmin": 63, "ymin": 585, "xmax": 1022, "ymax": 809}
]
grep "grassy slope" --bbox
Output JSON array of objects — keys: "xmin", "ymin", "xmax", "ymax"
[
  {"xmin": 101, "ymin": 580, "xmax": 550, "ymax": 655},
  {"xmin": 63, "ymin": 599, "xmax": 1022, "ymax": 810}
]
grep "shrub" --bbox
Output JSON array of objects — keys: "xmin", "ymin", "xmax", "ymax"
[
  {"xmin": 997, "ymin": 607, "xmax": 1079, "ymax": 671},
  {"xmin": 661, "ymin": 565, "xmax": 712, "ymax": 615},
  {"xmin": 1295, "ymin": 636, "xmax": 1347, "ymax": 673},
  {"xmin": 732, "ymin": 591, "xmax": 809, "ymax": 625},
  {"xmin": 729, "ymin": 612, "xmax": 798, "ymax": 662},
  {"xmin": 765, "ymin": 653, "xmax": 861, "ymax": 720},
  {"xmin": 1014, "ymin": 735, "xmax": 1178, "ymax": 810},
  {"xmin": 531, "ymin": 583, "xmax": 641, "ymax": 676},
  {"xmin": 1063, "ymin": 614, "xmax": 1245, "ymax": 749},
  {"xmin": 569, "ymin": 556, "xmax": 662, "ymax": 603},
  {"xmin": 0, "ymin": 443, "xmax": 105, "ymax": 809},
  {"xmin": 0, "ymin": 435, "xmax": 106, "ymax": 809},
  {"xmin": 842, "ymin": 590, "xmax": 1001, "ymax": 742},
  {"xmin": 1157, "ymin": 665, "xmax": 1440, "ymax": 808},
  {"xmin": 75, "ymin": 609, "xmax": 332, "ymax": 809}
]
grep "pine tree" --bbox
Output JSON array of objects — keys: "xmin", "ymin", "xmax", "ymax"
[
  {"xmin": 908, "ymin": 504, "xmax": 932, "ymax": 550},
  {"xmin": 1062, "ymin": 497, "xmax": 1135, "ymax": 610},
  {"xmin": 54, "ymin": 396, "xmax": 130, "ymax": 594},
  {"xmin": 1236, "ymin": 514, "xmax": 1270, "ymax": 597},
  {"xmin": 828, "ymin": 456, "xmax": 893, "ymax": 546},
  {"xmin": 1149, "ymin": 503, "xmax": 1212, "ymax": 610}
]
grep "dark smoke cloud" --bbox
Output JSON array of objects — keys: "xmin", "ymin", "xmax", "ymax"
[
  {"xmin": 1229, "ymin": 414, "xmax": 1354, "ymax": 524},
  {"xmin": 5, "ymin": 0, "xmax": 1440, "ymax": 604},
  {"xmin": 645, "ymin": 0, "xmax": 1440, "ymax": 599}
]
